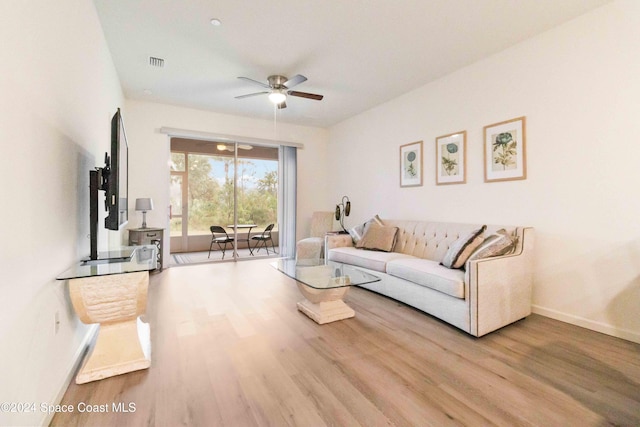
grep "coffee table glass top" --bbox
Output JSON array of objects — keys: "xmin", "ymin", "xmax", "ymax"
[{"xmin": 274, "ymin": 258, "xmax": 380, "ymax": 290}]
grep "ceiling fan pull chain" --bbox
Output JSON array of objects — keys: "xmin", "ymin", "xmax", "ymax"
[{"xmin": 274, "ymin": 105, "xmax": 279, "ymax": 140}]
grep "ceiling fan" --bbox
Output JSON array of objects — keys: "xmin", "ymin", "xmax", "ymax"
[{"xmin": 235, "ymin": 74, "xmax": 324, "ymax": 109}]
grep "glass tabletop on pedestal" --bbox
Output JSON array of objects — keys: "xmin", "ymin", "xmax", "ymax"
[
  {"xmin": 273, "ymin": 258, "xmax": 380, "ymax": 289},
  {"xmin": 56, "ymin": 245, "xmax": 157, "ymax": 280}
]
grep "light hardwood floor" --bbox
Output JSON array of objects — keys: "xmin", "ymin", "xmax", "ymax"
[{"xmin": 52, "ymin": 259, "xmax": 640, "ymax": 426}]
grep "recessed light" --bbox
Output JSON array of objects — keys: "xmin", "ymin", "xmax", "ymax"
[{"xmin": 210, "ymin": 18, "xmax": 222, "ymax": 26}]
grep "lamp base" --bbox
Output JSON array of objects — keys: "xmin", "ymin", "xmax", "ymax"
[{"xmin": 141, "ymin": 211, "xmax": 147, "ymax": 229}]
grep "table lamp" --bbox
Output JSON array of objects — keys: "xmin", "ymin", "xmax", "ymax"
[{"xmin": 135, "ymin": 198, "xmax": 153, "ymax": 228}]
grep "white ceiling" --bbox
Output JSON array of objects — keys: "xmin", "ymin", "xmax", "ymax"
[{"xmin": 94, "ymin": 0, "xmax": 610, "ymax": 128}]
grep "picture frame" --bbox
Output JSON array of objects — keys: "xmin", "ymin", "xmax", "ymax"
[
  {"xmin": 435, "ymin": 131, "xmax": 466, "ymax": 185},
  {"xmin": 484, "ymin": 116, "xmax": 526, "ymax": 182},
  {"xmin": 400, "ymin": 141, "xmax": 423, "ymax": 187}
]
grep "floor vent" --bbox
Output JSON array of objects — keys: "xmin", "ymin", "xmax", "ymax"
[{"xmin": 149, "ymin": 57, "xmax": 165, "ymax": 68}]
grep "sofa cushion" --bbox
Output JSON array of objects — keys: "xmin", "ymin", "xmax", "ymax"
[
  {"xmin": 328, "ymin": 247, "xmax": 415, "ymax": 273},
  {"xmin": 441, "ymin": 225, "xmax": 486, "ymax": 269},
  {"xmin": 387, "ymin": 258, "xmax": 466, "ymax": 299},
  {"xmin": 356, "ymin": 222, "xmax": 399, "ymax": 252},
  {"xmin": 467, "ymin": 229, "xmax": 517, "ymax": 262},
  {"xmin": 348, "ymin": 214, "xmax": 383, "ymax": 244}
]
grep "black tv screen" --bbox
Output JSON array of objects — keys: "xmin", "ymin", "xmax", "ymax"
[{"xmin": 104, "ymin": 108, "xmax": 128, "ymax": 230}]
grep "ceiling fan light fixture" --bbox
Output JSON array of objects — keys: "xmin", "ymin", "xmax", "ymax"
[{"xmin": 268, "ymin": 91, "xmax": 287, "ymax": 105}]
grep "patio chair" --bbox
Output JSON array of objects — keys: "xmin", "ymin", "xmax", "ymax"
[
  {"xmin": 208, "ymin": 226, "xmax": 234, "ymax": 259},
  {"xmin": 251, "ymin": 224, "xmax": 277, "ymax": 255}
]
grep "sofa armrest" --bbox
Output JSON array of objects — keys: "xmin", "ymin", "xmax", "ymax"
[
  {"xmin": 466, "ymin": 227, "xmax": 535, "ymax": 337},
  {"xmin": 325, "ymin": 233, "xmax": 353, "ymax": 259},
  {"xmin": 325, "ymin": 233, "xmax": 354, "ymax": 250}
]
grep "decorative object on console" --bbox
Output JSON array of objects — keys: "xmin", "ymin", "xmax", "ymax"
[
  {"xmin": 436, "ymin": 131, "xmax": 467, "ymax": 185},
  {"xmin": 135, "ymin": 198, "xmax": 154, "ymax": 228},
  {"xmin": 484, "ymin": 116, "xmax": 527, "ymax": 182},
  {"xmin": 335, "ymin": 196, "xmax": 351, "ymax": 233},
  {"xmin": 400, "ymin": 141, "xmax": 423, "ymax": 187}
]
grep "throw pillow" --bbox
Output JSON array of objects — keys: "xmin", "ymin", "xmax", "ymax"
[
  {"xmin": 440, "ymin": 225, "xmax": 487, "ymax": 269},
  {"xmin": 355, "ymin": 222, "xmax": 398, "ymax": 252},
  {"xmin": 467, "ymin": 229, "xmax": 518, "ymax": 262},
  {"xmin": 348, "ymin": 214, "xmax": 383, "ymax": 244}
]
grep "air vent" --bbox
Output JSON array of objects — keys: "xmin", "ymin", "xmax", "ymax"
[{"xmin": 149, "ymin": 57, "xmax": 165, "ymax": 68}]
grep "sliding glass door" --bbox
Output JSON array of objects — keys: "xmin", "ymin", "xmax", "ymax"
[{"xmin": 169, "ymin": 138, "xmax": 280, "ymax": 261}]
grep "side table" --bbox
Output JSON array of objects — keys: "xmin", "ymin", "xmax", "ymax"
[
  {"xmin": 56, "ymin": 245, "xmax": 157, "ymax": 384},
  {"xmin": 129, "ymin": 227, "xmax": 163, "ymax": 270}
]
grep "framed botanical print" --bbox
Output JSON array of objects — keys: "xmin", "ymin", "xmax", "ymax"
[
  {"xmin": 435, "ymin": 131, "xmax": 466, "ymax": 185},
  {"xmin": 484, "ymin": 116, "xmax": 527, "ymax": 182},
  {"xmin": 400, "ymin": 141, "xmax": 423, "ymax": 187}
]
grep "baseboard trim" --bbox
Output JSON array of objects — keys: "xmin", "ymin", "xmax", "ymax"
[
  {"xmin": 41, "ymin": 324, "xmax": 98, "ymax": 426},
  {"xmin": 532, "ymin": 305, "xmax": 640, "ymax": 344}
]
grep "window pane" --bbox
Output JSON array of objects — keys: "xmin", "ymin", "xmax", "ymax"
[
  {"xmin": 170, "ymin": 175, "xmax": 182, "ymax": 216},
  {"xmin": 170, "ymin": 152, "xmax": 185, "ymax": 171},
  {"xmin": 170, "ymin": 218, "xmax": 182, "ymax": 237},
  {"xmin": 187, "ymin": 153, "xmax": 233, "ymax": 235},
  {"xmin": 169, "ymin": 143, "xmax": 280, "ymax": 243},
  {"xmin": 236, "ymin": 156, "xmax": 278, "ymax": 229}
]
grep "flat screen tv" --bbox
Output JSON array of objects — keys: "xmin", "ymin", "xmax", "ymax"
[
  {"xmin": 104, "ymin": 108, "xmax": 128, "ymax": 230},
  {"xmin": 86, "ymin": 108, "xmax": 130, "ymax": 262}
]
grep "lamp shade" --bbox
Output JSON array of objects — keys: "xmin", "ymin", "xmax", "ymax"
[
  {"xmin": 268, "ymin": 91, "xmax": 286, "ymax": 104},
  {"xmin": 135, "ymin": 198, "xmax": 153, "ymax": 212}
]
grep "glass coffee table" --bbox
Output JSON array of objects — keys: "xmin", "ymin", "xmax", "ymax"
[{"xmin": 274, "ymin": 258, "xmax": 380, "ymax": 324}]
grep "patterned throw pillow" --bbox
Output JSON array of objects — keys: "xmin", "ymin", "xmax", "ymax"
[
  {"xmin": 467, "ymin": 229, "xmax": 518, "ymax": 262},
  {"xmin": 355, "ymin": 222, "xmax": 399, "ymax": 252},
  {"xmin": 348, "ymin": 214, "xmax": 383, "ymax": 244},
  {"xmin": 440, "ymin": 225, "xmax": 487, "ymax": 269}
]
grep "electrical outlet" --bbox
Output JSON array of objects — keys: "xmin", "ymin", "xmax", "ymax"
[{"xmin": 54, "ymin": 311, "xmax": 60, "ymax": 335}]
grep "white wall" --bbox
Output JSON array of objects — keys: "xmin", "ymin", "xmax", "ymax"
[
  {"xmin": 0, "ymin": 1, "xmax": 125, "ymax": 425},
  {"xmin": 124, "ymin": 100, "xmax": 329, "ymax": 264},
  {"xmin": 328, "ymin": 0, "xmax": 640, "ymax": 343}
]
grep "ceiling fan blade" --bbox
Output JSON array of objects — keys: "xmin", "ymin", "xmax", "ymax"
[
  {"xmin": 237, "ymin": 76, "xmax": 270, "ymax": 89},
  {"xmin": 283, "ymin": 74, "xmax": 307, "ymax": 89},
  {"xmin": 287, "ymin": 90, "xmax": 324, "ymax": 101},
  {"xmin": 277, "ymin": 101, "xmax": 287, "ymax": 109},
  {"xmin": 235, "ymin": 91, "xmax": 269, "ymax": 99}
]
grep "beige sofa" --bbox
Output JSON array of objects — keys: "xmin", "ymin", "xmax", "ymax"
[{"xmin": 326, "ymin": 220, "xmax": 534, "ymax": 337}]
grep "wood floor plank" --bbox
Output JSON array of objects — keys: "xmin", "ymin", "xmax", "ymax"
[{"xmin": 51, "ymin": 259, "xmax": 640, "ymax": 426}]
